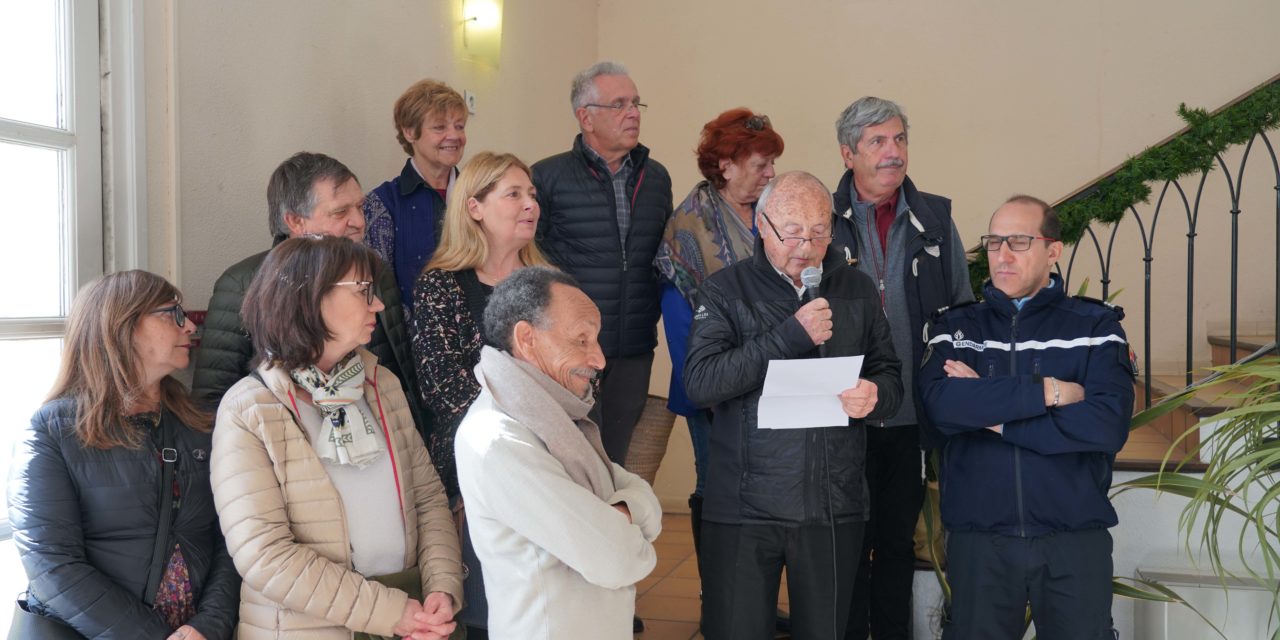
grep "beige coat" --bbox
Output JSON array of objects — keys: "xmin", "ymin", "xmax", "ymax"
[{"xmin": 211, "ymin": 348, "xmax": 463, "ymax": 639}]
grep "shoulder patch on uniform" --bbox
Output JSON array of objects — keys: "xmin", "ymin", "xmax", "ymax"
[
  {"xmin": 932, "ymin": 300, "xmax": 978, "ymax": 319},
  {"xmin": 1072, "ymin": 295, "xmax": 1126, "ymax": 320},
  {"xmin": 1123, "ymin": 345, "xmax": 1140, "ymax": 380}
]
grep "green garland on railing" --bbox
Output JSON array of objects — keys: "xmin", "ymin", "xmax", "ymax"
[{"xmin": 968, "ymin": 77, "xmax": 1280, "ymax": 295}]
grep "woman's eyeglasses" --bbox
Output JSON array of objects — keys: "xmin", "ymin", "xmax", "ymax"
[
  {"xmin": 333, "ymin": 280, "xmax": 377, "ymax": 305},
  {"xmin": 151, "ymin": 303, "xmax": 187, "ymax": 328}
]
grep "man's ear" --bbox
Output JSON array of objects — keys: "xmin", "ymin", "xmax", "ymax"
[
  {"xmin": 1047, "ymin": 239, "xmax": 1064, "ymax": 266},
  {"xmin": 839, "ymin": 144, "xmax": 857, "ymax": 170},
  {"xmin": 575, "ymin": 107, "xmax": 593, "ymax": 133},
  {"xmin": 283, "ymin": 211, "xmax": 308, "ymax": 237},
  {"xmin": 510, "ymin": 320, "xmax": 537, "ymax": 361}
]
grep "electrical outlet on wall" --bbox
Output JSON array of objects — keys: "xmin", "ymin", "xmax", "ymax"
[{"xmin": 464, "ymin": 90, "xmax": 478, "ymax": 115}]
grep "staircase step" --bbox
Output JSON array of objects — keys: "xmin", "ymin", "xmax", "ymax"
[
  {"xmin": 1207, "ymin": 333, "xmax": 1274, "ymax": 367},
  {"xmin": 1145, "ymin": 374, "xmax": 1253, "ymax": 416},
  {"xmin": 1116, "ymin": 374, "xmax": 1251, "ymax": 472}
]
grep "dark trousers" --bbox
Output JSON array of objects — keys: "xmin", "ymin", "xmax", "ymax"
[
  {"xmin": 943, "ymin": 529, "xmax": 1115, "ymax": 640},
  {"xmin": 589, "ymin": 351, "xmax": 654, "ymax": 466},
  {"xmin": 846, "ymin": 425, "xmax": 925, "ymax": 640},
  {"xmin": 702, "ymin": 520, "xmax": 865, "ymax": 640}
]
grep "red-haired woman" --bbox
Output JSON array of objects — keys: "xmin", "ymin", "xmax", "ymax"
[{"xmin": 653, "ymin": 107, "xmax": 784, "ymax": 568}]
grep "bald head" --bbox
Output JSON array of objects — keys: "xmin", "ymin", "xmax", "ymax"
[{"xmin": 757, "ymin": 171, "xmax": 835, "ymax": 285}]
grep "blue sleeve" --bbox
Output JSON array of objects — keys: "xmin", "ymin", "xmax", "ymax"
[
  {"xmin": 660, "ymin": 281, "xmax": 697, "ymax": 416},
  {"xmin": 918, "ymin": 315, "xmax": 1046, "ymax": 435},
  {"xmin": 919, "ymin": 311, "xmax": 1134, "ymax": 455},
  {"xmin": 1001, "ymin": 314, "xmax": 1134, "ymax": 455}
]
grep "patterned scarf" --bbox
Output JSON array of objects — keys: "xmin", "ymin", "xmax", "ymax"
[
  {"xmin": 290, "ymin": 352, "xmax": 384, "ymax": 468},
  {"xmin": 655, "ymin": 180, "xmax": 758, "ymax": 307},
  {"xmin": 474, "ymin": 346, "xmax": 615, "ymax": 500}
]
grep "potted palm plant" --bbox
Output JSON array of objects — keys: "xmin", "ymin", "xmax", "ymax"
[{"xmin": 1112, "ymin": 344, "xmax": 1280, "ymax": 639}]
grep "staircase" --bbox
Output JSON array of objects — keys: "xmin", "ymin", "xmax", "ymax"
[
  {"xmin": 1045, "ymin": 72, "xmax": 1280, "ymax": 471},
  {"xmin": 1120, "ymin": 332, "xmax": 1272, "ymax": 471}
]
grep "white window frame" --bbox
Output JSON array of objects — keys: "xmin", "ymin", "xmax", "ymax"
[{"xmin": 0, "ymin": 0, "xmax": 104, "ymax": 537}]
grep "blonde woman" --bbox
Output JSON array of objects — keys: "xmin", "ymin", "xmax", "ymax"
[{"xmin": 409, "ymin": 151, "xmax": 549, "ymax": 633}]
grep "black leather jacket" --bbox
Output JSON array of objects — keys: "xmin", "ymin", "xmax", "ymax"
[
  {"xmin": 7, "ymin": 399, "xmax": 240, "ymax": 638},
  {"xmin": 532, "ymin": 135, "xmax": 673, "ymax": 358},
  {"xmin": 684, "ymin": 241, "xmax": 903, "ymax": 525}
]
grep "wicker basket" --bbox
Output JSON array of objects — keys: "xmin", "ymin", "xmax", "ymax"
[{"xmin": 623, "ymin": 394, "xmax": 676, "ymax": 485}]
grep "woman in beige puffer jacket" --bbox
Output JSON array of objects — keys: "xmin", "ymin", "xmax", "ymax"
[{"xmin": 211, "ymin": 236, "xmax": 463, "ymax": 639}]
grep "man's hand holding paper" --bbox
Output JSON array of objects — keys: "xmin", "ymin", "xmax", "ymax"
[
  {"xmin": 839, "ymin": 379, "xmax": 879, "ymax": 419},
  {"xmin": 758, "ymin": 355, "xmax": 866, "ymax": 428}
]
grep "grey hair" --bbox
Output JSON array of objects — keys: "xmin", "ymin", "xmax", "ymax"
[
  {"xmin": 570, "ymin": 61, "xmax": 631, "ymax": 112},
  {"xmin": 266, "ymin": 152, "xmax": 359, "ymax": 240},
  {"xmin": 756, "ymin": 171, "xmax": 835, "ymax": 217},
  {"xmin": 834, "ymin": 96, "xmax": 909, "ymax": 150},
  {"xmin": 483, "ymin": 266, "xmax": 583, "ymax": 352}
]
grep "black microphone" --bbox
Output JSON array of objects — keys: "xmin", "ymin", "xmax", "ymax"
[{"xmin": 800, "ymin": 267, "xmax": 826, "ymax": 356}]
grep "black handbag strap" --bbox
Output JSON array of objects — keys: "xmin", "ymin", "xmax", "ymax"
[{"xmin": 142, "ymin": 413, "xmax": 178, "ymax": 606}]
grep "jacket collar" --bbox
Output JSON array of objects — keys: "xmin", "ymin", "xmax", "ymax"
[
  {"xmin": 397, "ymin": 157, "xmax": 458, "ymax": 198},
  {"xmin": 570, "ymin": 133, "xmax": 650, "ymax": 179},
  {"xmin": 833, "ymin": 171, "xmax": 946, "ymax": 248},
  {"xmin": 749, "ymin": 236, "xmax": 849, "ymax": 292},
  {"xmin": 981, "ymin": 273, "xmax": 1065, "ymax": 318}
]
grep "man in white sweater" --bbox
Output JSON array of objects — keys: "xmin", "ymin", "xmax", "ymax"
[{"xmin": 454, "ymin": 266, "xmax": 663, "ymax": 640}]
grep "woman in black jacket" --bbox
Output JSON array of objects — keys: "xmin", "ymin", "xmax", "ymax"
[{"xmin": 7, "ymin": 270, "xmax": 239, "ymax": 639}]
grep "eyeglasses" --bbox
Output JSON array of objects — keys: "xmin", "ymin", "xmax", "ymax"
[
  {"xmin": 980, "ymin": 234, "xmax": 1057, "ymax": 252},
  {"xmin": 584, "ymin": 100, "xmax": 648, "ymax": 113},
  {"xmin": 744, "ymin": 115, "xmax": 771, "ymax": 131},
  {"xmin": 333, "ymin": 280, "xmax": 377, "ymax": 305},
  {"xmin": 152, "ymin": 303, "xmax": 187, "ymax": 328},
  {"xmin": 760, "ymin": 211, "xmax": 833, "ymax": 248}
]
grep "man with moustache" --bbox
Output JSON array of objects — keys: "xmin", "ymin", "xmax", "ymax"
[
  {"xmin": 831, "ymin": 96, "xmax": 975, "ymax": 640},
  {"xmin": 193, "ymin": 152, "xmax": 427, "ymax": 438},
  {"xmin": 918, "ymin": 195, "xmax": 1134, "ymax": 639},
  {"xmin": 532, "ymin": 61, "xmax": 673, "ymax": 471},
  {"xmin": 685, "ymin": 171, "xmax": 902, "ymax": 639}
]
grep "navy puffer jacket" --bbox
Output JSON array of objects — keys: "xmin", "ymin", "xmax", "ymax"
[{"xmin": 533, "ymin": 135, "xmax": 673, "ymax": 358}]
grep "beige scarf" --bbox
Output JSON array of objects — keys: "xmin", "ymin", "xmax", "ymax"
[{"xmin": 473, "ymin": 346, "xmax": 615, "ymax": 500}]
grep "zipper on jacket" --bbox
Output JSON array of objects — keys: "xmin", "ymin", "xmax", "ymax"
[{"xmin": 1009, "ymin": 312, "xmax": 1027, "ymax": 538}]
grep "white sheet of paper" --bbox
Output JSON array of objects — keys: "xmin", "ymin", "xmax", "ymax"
[{"xmin": 758, "ymin": 355, "xmax": 864, "ymax": 429}]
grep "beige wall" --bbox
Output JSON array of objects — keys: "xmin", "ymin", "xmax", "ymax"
[
  {"xmin": 617, "ymin": 0, "xmax": 1280, "ymax": 505},
  {"xmin": 142, "ymin": 0, "xmax": 1280, "ymax": 511},
  {"xmin": 143, "ymin": 0, "xmax": 598, "ymax": 299}
]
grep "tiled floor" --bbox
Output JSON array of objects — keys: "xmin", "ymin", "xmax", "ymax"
[{"xmin": 634, "ymin": 514, "xmax": 789, "ymax": 640}]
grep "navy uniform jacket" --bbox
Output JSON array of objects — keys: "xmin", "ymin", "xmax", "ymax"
[{"xmin": 918, "ymin": 275, "xmax": 1135, "ymax": 537}]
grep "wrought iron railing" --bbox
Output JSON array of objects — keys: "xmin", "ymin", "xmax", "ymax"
[{"xmin": 1053, "ymin": 77, "xmax": 1280, "ymax": 409}]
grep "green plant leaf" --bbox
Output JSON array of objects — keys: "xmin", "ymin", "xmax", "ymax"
[{"xmin": 1112, "ymin": 578, "xmax": 1229, "ymax": 638}]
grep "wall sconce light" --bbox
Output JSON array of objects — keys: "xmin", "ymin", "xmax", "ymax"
[{"xmin": 463, "ymin": 0, "xmax": 503, "ymax": 68}]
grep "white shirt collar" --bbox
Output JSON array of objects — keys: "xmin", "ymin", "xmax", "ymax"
[{"xmin": 770, "ymin": 263, "xmax": 821, "ymax": 298}]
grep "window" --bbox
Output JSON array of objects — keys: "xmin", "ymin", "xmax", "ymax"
[{"xmin": 0, "ymin": 1, "xmax": 102, "ymax": 535}]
